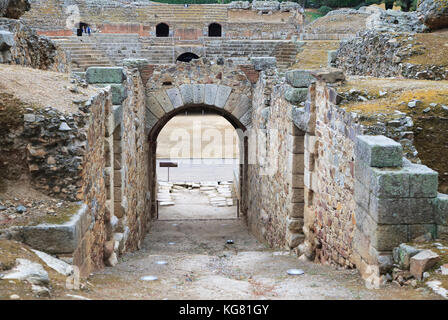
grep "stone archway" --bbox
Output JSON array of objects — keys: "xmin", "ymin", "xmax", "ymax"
[{"xmin": 141, "ymin": 59, "xmax": 254, "ymax": 223}]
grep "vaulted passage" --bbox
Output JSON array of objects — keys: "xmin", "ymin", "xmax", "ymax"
[{"xmin": 155, "ymin": 112, "xmax": 240, "ymax": 220}]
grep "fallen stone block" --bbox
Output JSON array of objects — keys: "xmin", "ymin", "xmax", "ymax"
[
  {"xmin": 410, "ymin": 249, "xmax": 440, "ymax": 280},
  {"xmin": 392, "ymin": 244, "xmax": 421, "ymax": 270}
]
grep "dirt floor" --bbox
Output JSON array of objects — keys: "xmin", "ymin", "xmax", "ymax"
[
  {"xmin": 0, "ymin": 64, "xmax": 98, "ymax": 113},
  {"xmin": 77, "ymin": 219, "xmax": 442, "ymax": 300}
]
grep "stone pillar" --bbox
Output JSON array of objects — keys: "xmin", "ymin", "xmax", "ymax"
[{"xmin": 353, "ymin": 135, "xmax": 438, "ymax": 284}]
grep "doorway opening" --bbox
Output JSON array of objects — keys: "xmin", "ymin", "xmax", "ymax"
[
  {"xmin": 155, "ymin": 110, "xmax": 241, "ymax": 220},
  {"xmin": 208, "ymin": 23, "xmax": 222, "ymax": 37},
  {"xmin": 156, "ymin": 23, "xmax": 169, "ymax": 37}
]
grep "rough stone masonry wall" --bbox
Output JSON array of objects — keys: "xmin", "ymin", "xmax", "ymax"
[
  {"xmin": 246, "ymin": 68, "xmax": 305, "ymax": 250},
  {"xmin": 300, "ymin": 81, "xmax": 362, "ymax": 268},
  {"xmin": 0, "ymin": 18, "xmax": 68, "ymax": 72},
  {"xmin": 83, "ymin": 66, "xmax": 150, "ymax": 273},
  {"xmin": 335, "ymin": 31, "xmax": 448, "ymax": 81},
  {"xmin": 296, "ymin": 76, "xmax": 448, "ymax": 281}
]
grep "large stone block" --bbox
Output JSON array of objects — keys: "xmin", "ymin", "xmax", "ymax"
[
  {"xmin": 290, "ymin": 153, "xmax": 304, "ymax": 174},
  {"xmin": 166, "ymin": 87, "xmax": 183, "ymax": 109},
  {"xmin": 374, "ymin": 224, "xmax": 408, "ymax": 251},
  {"xmin": 86, "ymin": 67, "xmax": 126, "ymax": 84},
  {"xmin": 289, "ymin": 202, "xmax": 304, "ymax": 218},
  {"xmin": 291, "ymin": 188, "xmax": 305, "ymax": 203},
  {"xmin": 192, "ymin": 84, "xmax": 205, "ymax": 104},
  {"xmin": 204, "ymin": 84, "xmax": 218, "ymax": 106},
  {"xmin": 231, "ymin": 95, "xmax": 251, "ymax": 119},
  {"xmin": 250, "ymin": 57, "xmax": 277, "ymax": 71},
  {"xmin": 369, "ymin": 195, "xmax": 435, "ymax": 224},
  {"xmin": 0, "ymin": 30, "xmax": 14, "ymax": 51},
  {"xmin": 354, "ymin": 179, "xmax": 370, "ymax": 211},
  {"xmin": 17, "ymin": 204, "xmax": 90, "ymax": 254},
  {"xmin": 145, "ymin": 109, "xmax": 159, "ymax": 130},
  {"xmin": 96, "ymin": 84, "xmax": 127, "ymax": 105},
  {"xmin": 404, "ymin": 162, "xmax": 438, "ymax": 198},
  {"xmin": 146, "ymin": 94, "xmax": 166, "ymax": 119},
  {"xmin": 179, "ymin": 84, "xmax": 194, "ymax": 105},
  {"xmin": 369, "ymin": 167, "xmax": 410, "ymax": 198},
  {"xmin": 214, "ymin": 85, "xmax": 232, "ymax": 108},
  {"xmin": 153, "ymin": 90, "xmax": 174, "ymax": 113},
  {"xmin": 285, "ymin": 88, "xmax": 308, "ymax": 105},
  {"xmin": 355, "ymin": 135, "xmax": 403, "ymax": 168},
  {"xmin": 285, "ymin": 70, "xmax": 315, "ymax": 88},
  {"xmin": 435, "ymin": 193, "xmax": 448, "ymax": 226}
]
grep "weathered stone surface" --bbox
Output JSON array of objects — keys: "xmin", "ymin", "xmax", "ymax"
[
  {"xmin": 405, "ymin": 162, "xmax": 438, "ymax": 198},
  {"xmin": 435, "ymin": 193, "xmax": 448, "ymax": 226},
  {"xmin": 355, "ymin": 135, "xmax": 403, "ymax": 168},
  {"xmin": 231, "ymin": 94, "xmax": 251, "ymax": 119},
  {"xmin": 0, "ymin": 30, "xmax": 14, "ymax": 50},
  {"xmin": 228, "ymin": 1, "xmax": 251, "ymax": 9},
  {"xmin": 153, "ymin": 90, "xmax": 174, "ymax": 113},
  {"xmin": 204, "ymin": 84, "xmax": 218, "ymax": 106},
  {"xmin": 0, "ymin": 0, "xmax": 30, "ymax": 19},
  {"xmin": 31, "ymin": 249, "xmax": 74, "ymax": 276},
  {"xmin": 86, "ymin": 67, "xmax": 126, "ymax": 84},
  {"xmin": 392, "ymin": 244, "xmax": 421, "ymax": 270},
  {"xmin": 146, "ymin": 94, "xmax": 166, "ymax": 118},
  {"xmin": 166, "ymin": 87, "xmax": 183, "ymax": 109},
  {"xmin": 192, "ymin": 84, "xmax": 205, "ymax": 104},
  {"xmin": 410, "ymin": 250, "xmax": 441, "ymax": 280},
  {"xmin": 285, "ymin": 88, "xmax": 308, "ymax": 105},
  {"xmin": 252, "ymin": 1, "xmax": 280, "ymax": 11},
  {"xmin": 250, "ymin": 57, "xmax": 277, "ymax": 71},
  {"xmin": 369, "ymin": 196, "xmax": 434, "ymax": 224},
  {"xmin": 16, "ymin": 204, "xmax": 90, "ymax": 254},
  {"xmin": 2, "ymin": 258, "xmax": 49, "ymax": 285},
  {"xmin": 285, "ymin": 70, "xmax": 314, "ymax": 88},
  {"xmin": 418, "ymin": 0, "xmax": 448, "ymax": 30},
  {"xmin": 214, "ymin": 85, "xmax": 232, "ymax": 108},
  {"xmin": 311, "ymin": 69, "xmax": 345, "ymax": 83},
  {"xmin": 96, "ymin": 84, "xmax": 127, "ymax": 105}
]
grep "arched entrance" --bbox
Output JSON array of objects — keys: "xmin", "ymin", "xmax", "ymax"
[
  {"xmin": 156, "ymin": 23, "xmax": 169, "ymax": 37},
  {"xmin": 176, "ymin": 52, "xmax": 200, "ymax": 63},
  {"xmin": 147, "ymin": 104, "xmax": 249, "ymax": 222},
  {"xmin": 208, "ymin": 23, "xmax": 222, "ymax": 37}
]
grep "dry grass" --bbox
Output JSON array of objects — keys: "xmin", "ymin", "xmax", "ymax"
[
  {"xmin": 291, "ymin": 40, "xmax": 341, "ymax": 70},
  {"xmin": 404, "ymin": 31, "xmax": 448, "ymax": 66}
]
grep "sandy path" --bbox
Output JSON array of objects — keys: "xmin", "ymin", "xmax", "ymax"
[{"xmin": 84, "ymin": 219, "xmax": 442, "ymax": 300}]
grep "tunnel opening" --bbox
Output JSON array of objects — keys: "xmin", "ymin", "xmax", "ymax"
[{"xmin": 176, "ymin": 52, "xmax": 200, "ymax": 63}]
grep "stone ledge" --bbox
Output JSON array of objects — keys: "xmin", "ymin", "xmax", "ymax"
[{"xmin": 10, "ymin": 203, "xmax": 91, "ymax": 254}]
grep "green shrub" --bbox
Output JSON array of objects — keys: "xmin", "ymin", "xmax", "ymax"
[{"xmin": 318, "ymin": 5, "xmax": 332, "ymax": 15}]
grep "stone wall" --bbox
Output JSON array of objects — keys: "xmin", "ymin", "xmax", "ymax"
[
  {"xmin": 293, "ymin": 73, "xmax": 448, "ymax": 282},
  {"xmin": 0, "ymin": 18, "xmax": 68, "ymax": 72},
  {"xmin": 21, "ymin": 0, "xmax": 303, "ymax": 40},
  {"xmin": 246, "ymin": 68, "xmax": 306, "ymax": 250},
  {"xmin": 335, "ymin": 31, "xmax": 448, "ymax": 80}
]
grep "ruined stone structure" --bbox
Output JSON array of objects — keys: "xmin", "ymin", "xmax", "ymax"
[
  {"xmin": 0, "ymin": 0, "xmax": 447, "ymax": 291},
  {"xmin": 18, "ymin": 1, "xmax": 303, "ymax": 71}
]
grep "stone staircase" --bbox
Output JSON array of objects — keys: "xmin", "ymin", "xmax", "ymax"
[
  {"xmin": 51, "ymin": 35, "xmax": 299, "ymax": 71},
  {"xmin": 51, "ymin": 36, "xmax": 113, "ymax": 72},
  {"xmin": 144, "ymin": 4, "xmax": 228, "ymax": 23}
]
